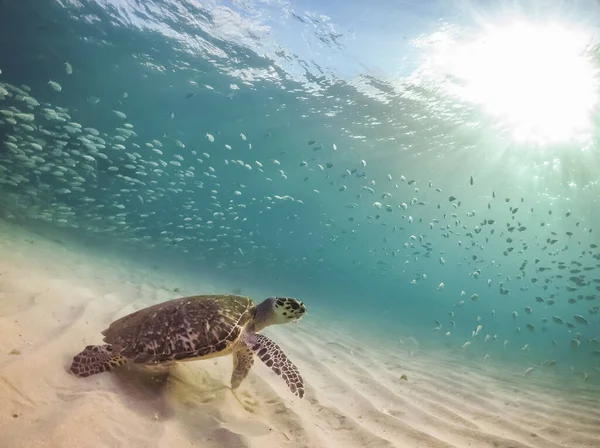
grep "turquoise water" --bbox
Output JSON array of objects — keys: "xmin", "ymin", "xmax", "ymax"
[{"xmin": 1, "ymin": 0, "xmax": 600, "ymax": 381}]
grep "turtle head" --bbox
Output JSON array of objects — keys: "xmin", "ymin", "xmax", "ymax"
[{"xmin": 253, "ymin": 297, "xmax": 306, "ymax": 331}]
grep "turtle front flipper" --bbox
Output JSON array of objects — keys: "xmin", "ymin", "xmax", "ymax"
[
  {"xmin": 231, "ymin": 347, "xmax": 254, "ymax": 389},
  {"xmin": 243, "ymin": 332, "xmax": 305, "ymax": 398},
  {"xmin": 70, "ymin": 344, "xmax": 128, "ymax": 377}
]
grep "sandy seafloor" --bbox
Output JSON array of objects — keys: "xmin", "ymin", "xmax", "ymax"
[{"xmin": 0, "ymin": 219, "xmax": 599, "ymax": 448}]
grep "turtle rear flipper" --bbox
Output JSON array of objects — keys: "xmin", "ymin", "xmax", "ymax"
[
  {"xmin": 243, "ymin": 332, "xmax": 305, "ymax": 398},
  {"xmin": 70, "ymin": 344, "xmax": 128, "ymax": 377}
]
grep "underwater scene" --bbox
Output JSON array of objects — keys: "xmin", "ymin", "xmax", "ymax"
[{"xmin": 1, "ymin": 0, "xmax": 600, "ymax": 446}]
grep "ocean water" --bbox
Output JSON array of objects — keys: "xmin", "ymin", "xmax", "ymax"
[{"xmin": 1, "ymin": 0, "xmax": 600, "ymax": 420}]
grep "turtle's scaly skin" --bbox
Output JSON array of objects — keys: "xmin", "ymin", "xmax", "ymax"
[{"xmin": 103, "ymin": 295, "xmax": 255, "ymax": 364}]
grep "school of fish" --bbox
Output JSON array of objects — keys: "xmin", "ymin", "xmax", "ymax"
[{"xmin": 0, "ymin": 62, "xmax": 599, "ymax": 383}]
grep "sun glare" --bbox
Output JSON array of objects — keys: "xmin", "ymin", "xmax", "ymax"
[{"xmin": 436, "ymin": 22, "xmax": 599, "ymax": 146}]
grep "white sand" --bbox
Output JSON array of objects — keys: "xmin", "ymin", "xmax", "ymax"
[{"xmin": 1, "ymin": 220, "xmax": 599, "ymax": 448}]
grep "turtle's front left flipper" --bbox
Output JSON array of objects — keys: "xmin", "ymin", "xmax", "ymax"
[
  {"xmin": 243, "ymin": 332, "xmax": 305, "ymax": 398},
  {"xmin": 231, "ymin": 347, "xmax": 254, "ymax": 389}
]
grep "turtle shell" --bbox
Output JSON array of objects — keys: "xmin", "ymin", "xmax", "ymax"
[{"xmin": 102, "ymin": 295, "xmax": 256, "ymax": 364}]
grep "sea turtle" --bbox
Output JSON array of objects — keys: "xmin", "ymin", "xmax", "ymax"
[{"xmin": 69, "ymin": 294, "xmax": 307, "ymax": 398}]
